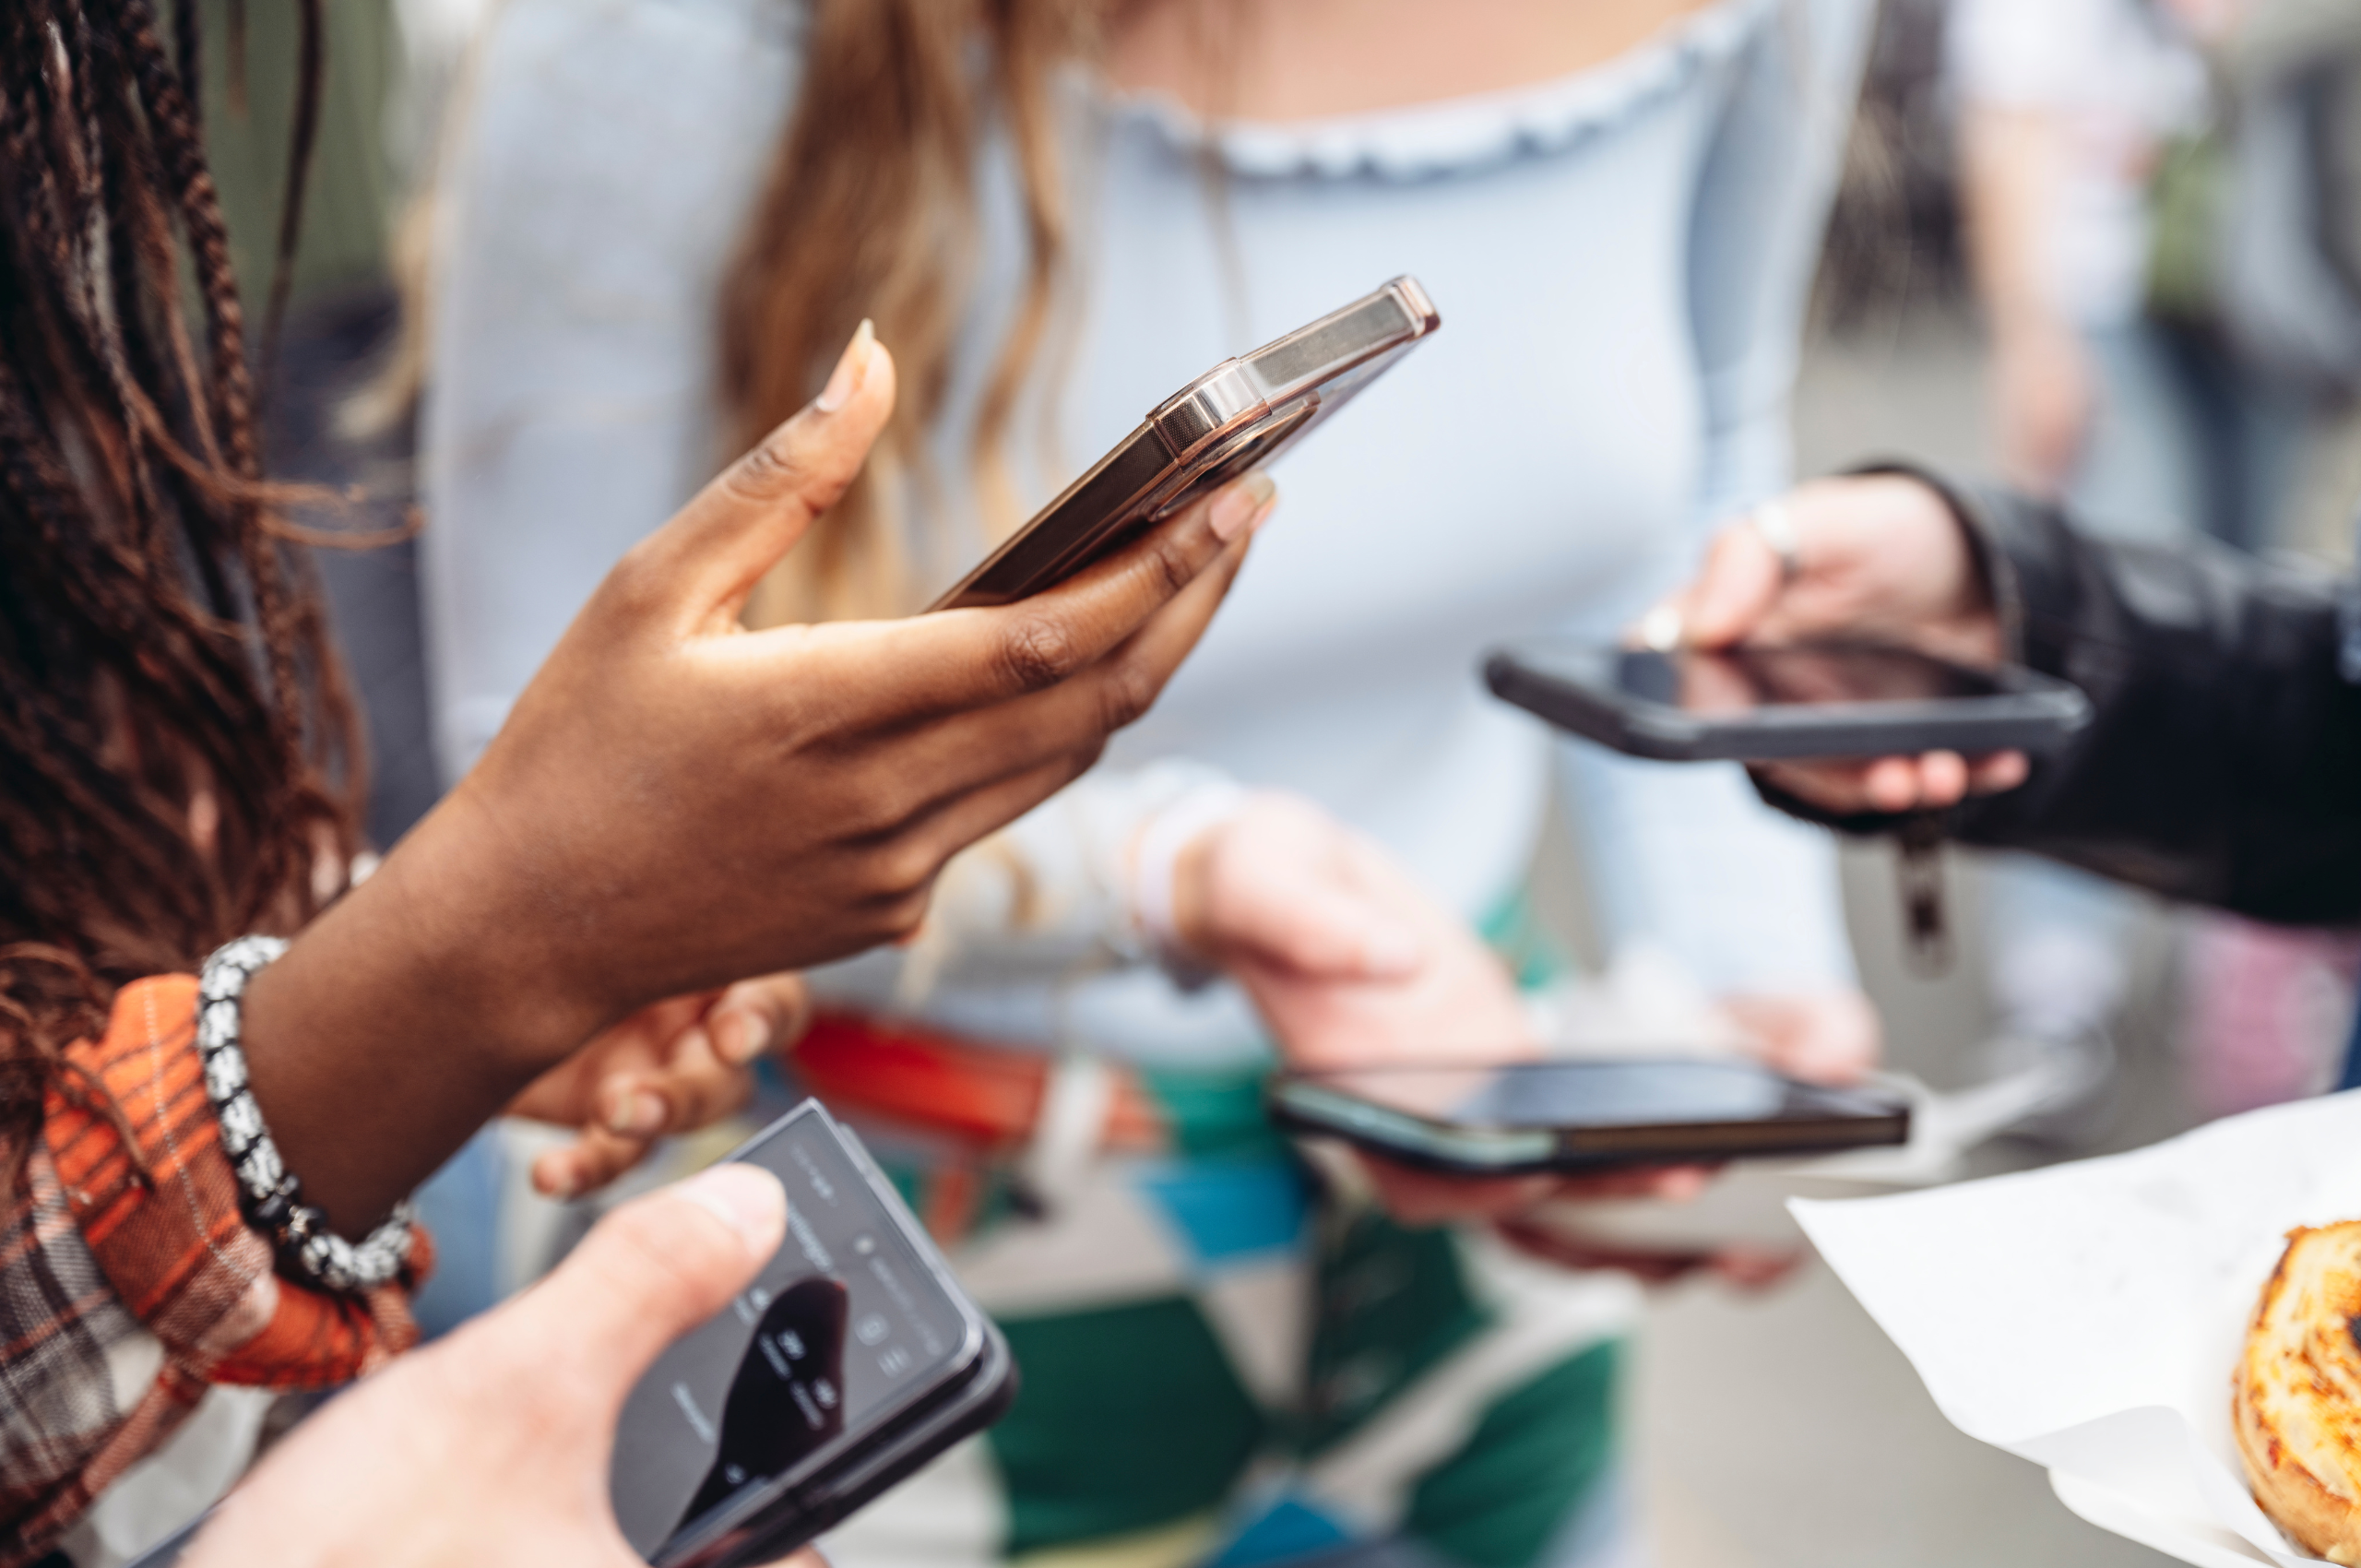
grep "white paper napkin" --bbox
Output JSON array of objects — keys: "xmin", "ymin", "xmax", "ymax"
[{"xmin": 1791, "ymin": 1090, "xmax": 2361, "ymax": 1567}]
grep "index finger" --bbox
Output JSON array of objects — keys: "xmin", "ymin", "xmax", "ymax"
[
  {"xmin": 799, "ymin": 474, "xmax": 1275, "ymax": 723},
  {"xmin": 1666, "ymin": 521, "xmax": 1787, "ymax": 650}
]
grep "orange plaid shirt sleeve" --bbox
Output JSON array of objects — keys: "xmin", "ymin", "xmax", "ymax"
[{"xmin": 1, "ymin": 975, "xmax": 431, "ymax": 1565}]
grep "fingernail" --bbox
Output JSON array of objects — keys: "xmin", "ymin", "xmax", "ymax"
[
  {"xmin": 607, "ymin": 1088, "xmax": 669, "ymax": 1137},
  {"xmin": 536, "ymin": 1157, "xmax": 580, "ymax": 1201},
  {"xmin": 715, "ymin": 1008, "xmax": 772, "ymax": 1066},
  {"xmin": 1208, "ymin": 471, "xmax": 1277, "ymax": 543},
  {"xmin": 1637, "ymin": 603, "xmax": 1684, "ymax": 652},
  {"xmin": 813, "ymin": 318, "xmax": 874, "ymax": 413},
  {"xmin": 1361, "ymin": 925, "xmax": 1424, "ymax": 977},
  {"xmin": 678, "ymin": 1164, "xmax": 788, "ymax": 1259}
]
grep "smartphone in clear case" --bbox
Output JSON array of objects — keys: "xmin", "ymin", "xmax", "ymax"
[{"xmin": 929, "ymin": 276, "xmax": 1441, "ymax": 611}]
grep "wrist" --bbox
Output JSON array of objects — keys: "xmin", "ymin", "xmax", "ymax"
[
  {"xmin": 240, "ymin": 790, "xmax": 611, "ymax": 1232},
  {"xmin": 372, "ymin": 786, "xmax": 620, "ymax": 1065},
  {"xmin": 1128, "ymin": 782, "xmax": 1250, "ymax": 963},
  {"xmin": 1845, "ymin": 464, "xmax": 2005, "ymax": 659}
]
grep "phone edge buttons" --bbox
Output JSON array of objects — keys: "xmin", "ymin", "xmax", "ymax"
[
  {"xmin": 1387, "ymin": 275, "xmax": 1442, "ymax": 334},
  {"xmin": 1148, "ymin": 362, "xmax": 1266, "ymax": 461}
]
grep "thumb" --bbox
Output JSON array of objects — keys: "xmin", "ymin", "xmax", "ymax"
[
  {"xmin": 632, "ymin": 322, "xmax": 897, "ymax": 638},
  {"xmin": 1668, "ymin": 520, "xmax": 1786, "ymax": 649},
  {"xmin": 501, "ymin": 1164, "xmax": 788, "ymax": 1410}
]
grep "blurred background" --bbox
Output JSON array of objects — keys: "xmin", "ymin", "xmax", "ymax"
[{"xmin": 209, "ymin": 0, "xmax": 2361, "ymax": 1562}]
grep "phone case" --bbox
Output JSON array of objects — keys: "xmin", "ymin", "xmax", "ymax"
[
  {"xmin": 929, "ymin": 277, "xmax": 1441, "ymax": 611},
  {"xmin": 117, "ymin": 1106, "xmax": 1016, "ymax": 1568},
  {"xmin": 1267, "ymin": 1066, "xmax": 1912, "ymax": 1179},
  {"xmin": 1483, "ymin": 638, "xmax": 2092, "ymax": 763},
  {"xmin": 648, "ymin": 1104, "xmax": 1018, "ymax": 1568}
]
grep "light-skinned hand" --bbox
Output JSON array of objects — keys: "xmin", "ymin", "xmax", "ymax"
[
  {"xmin": 1718, "ymin": 988, "xmax": 1880, "ymax": 1087},
  {"xmin": 1655, "ymin": 474, "xmax": 2027, "ymax": 816},
  {"xmin": 1168, "ymin": 792, "xmax": 1713, "ymax": 1228},
  {"xmin": 183, "ymin": 1165, "xmax": 818, "ymax": 1568}
]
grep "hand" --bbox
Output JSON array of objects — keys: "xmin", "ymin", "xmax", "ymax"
[
  {"xmin": 1494, "ymin": 1216, "xmax": 1804, "ymax": 1291},
  {"xmin": 247, "ymin": 324, "xmax": 1273, "ymax": 1230},
  {"xmin": 1170, "ymin": 794, "xmax": 1709, "ymax": 1225},
  {"xmin": 184, "ymin": 1165, "xmax": 813, "ymax": 1568},
  {"xmin": 1484, "ymin": 989, "xmax": 1870, "ymax": 1293},
  {"xmin": 1991, "ymin": 323, "xmax": 2096, "ymax": 498},
  {"xmin": 1170, "ymin": 793, "xmax": 1525, "ymax": 1067},
  {"xmin": 508, "ymin": 973, "xmax": 812, "ymax": 1198},
  {"xmin": 1718, "ymin": 988, "xmax": 1881, "ymax": 1086},
  {"xmin": 1659, "ymin": 474, "xmax": 2025, "ymax": 816}
]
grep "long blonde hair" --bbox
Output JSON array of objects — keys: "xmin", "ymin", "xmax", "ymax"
[{"xmin": 723, "ymin": 0, "xmax": 1103, "ymax": 623}]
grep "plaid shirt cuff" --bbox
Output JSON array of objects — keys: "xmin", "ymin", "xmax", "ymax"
[{"xmin": 2, "ymin": 975, "xmax": 432, "ymax": 1562}]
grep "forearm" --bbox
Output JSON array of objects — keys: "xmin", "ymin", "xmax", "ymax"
[{"xmin": 1957, "ymin": 103, "xmax": 2068, "ymax": 340}]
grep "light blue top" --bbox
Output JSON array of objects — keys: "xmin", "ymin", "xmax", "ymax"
[{"xmin": 422, "ymin": 0, "xmax": 1871, "ymax": 1065}]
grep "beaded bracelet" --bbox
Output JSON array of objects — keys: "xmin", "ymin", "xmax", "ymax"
[{"xmin": 197, "ymin": 937, "xmax": 417, "ymax": 1293}]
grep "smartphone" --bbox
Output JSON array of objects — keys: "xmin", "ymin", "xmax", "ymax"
[
  {"xmin": 119, "ymin": 1102, "xmax": 1011, "ymax": 1568},
  {"xmin": 612, "ymin": 1101, "xmax": 1015, "ymax": 1568},
  {"xmin": 1482, "ymin": 638, "xmax": 2090, "ymax": 763},
  {"xmin": 928, "ymin": 277, "xmax": 1441, "ymax": 611},
  {"xmin": 1267, "ymin": 1058, "xmax": 1910, "ymax": 1177}
]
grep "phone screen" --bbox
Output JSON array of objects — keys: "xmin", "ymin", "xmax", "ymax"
[
  {"xmin": 610, "ymin": 1112, "xmax": 975, "ymax": 1555},
  {"xmin": 1289, "ymin": 1059, "xmax": 1890, "ymax": 1133},
  {"xmin": 1614, "ymin": 646, "xmax": 2001, "ymax": 715}
]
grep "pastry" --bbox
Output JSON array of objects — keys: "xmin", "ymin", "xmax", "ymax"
[{"xmin": 2237, "ymin": 1221, "xmax": 2361, "ymax": 1562}]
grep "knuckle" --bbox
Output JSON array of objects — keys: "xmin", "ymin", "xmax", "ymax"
[
  {"xmin": 875, "ymin": 836, "xmax": 942, "ymax": 902},
  {"xmin": 872, "ymin": 770, "xmax": 934, "ymax": 836},
  {"xmin": 878, "ymin": 887, "xmax": 934, "ymax": 943},
  {"xmin": 1144, "ymin": 529, "xmax": 1199, "ymax": 600},
  {"xmin": 597, "ymin": 541, "xmax": 668, "ymax": 619},
  {"xmin": 995, "ymin": 612, "xmax": 1084, "ymax": 693},
  {"xmin": 840, "ymin": 772, "xmax": 921, "ymax": 840},
  {"xmin": 1095, "ymin": 657, "xmax": 1160, "ymax": 732},
  {"xmin": 1065, "ymin": 736, "xmax": 1109, "ymax": 783},
  {"xmin": 723, "ymin": 429, "xmax": 803, "ymax": 503}
]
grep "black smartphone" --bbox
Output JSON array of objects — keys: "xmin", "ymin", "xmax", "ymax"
[
  {"xmin": 120, "ymin": 1102, "xmax": 1011, "ymax": 1568},
  {"xmin": 1267, "ymin": 1059, "xmax": 1910, "ymax": 1177},
  {"xmin": 928, "ymin": 277, "xmax": 1440, "ymax": 611},
  {"xmin": 1482, "ymin": 637, "xmax": 2090, "ymax": 763},
  {"xmin": 613, "ymin": 1101, "xmax": 1015, "ymax": 1568}
]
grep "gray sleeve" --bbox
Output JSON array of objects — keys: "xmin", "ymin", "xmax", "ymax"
[
  {"xmin": 1545, "ymin": 0, "xmax": 1879, "ymax": 998},
  {"xmin": 1684, "ymin": 0, "xmax": 1876, "ymax": 525},
  {"xmin": 418, "ymin": 0, "xmax": 800, "ymax": 779}
]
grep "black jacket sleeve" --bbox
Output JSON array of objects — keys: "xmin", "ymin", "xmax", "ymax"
[{"xmin": 1780, "ymin": 470, "xmax": 2361, "ymax": 923}]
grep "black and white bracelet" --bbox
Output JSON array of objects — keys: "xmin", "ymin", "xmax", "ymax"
[{"xmin": 197, "ymin": 937, "xmax": 417, "ymax": 1293}]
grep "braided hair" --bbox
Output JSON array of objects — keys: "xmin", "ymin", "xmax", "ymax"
[{"xmin": 0, "ymin": 0, "xmax": 358, "ymax": 1142}]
